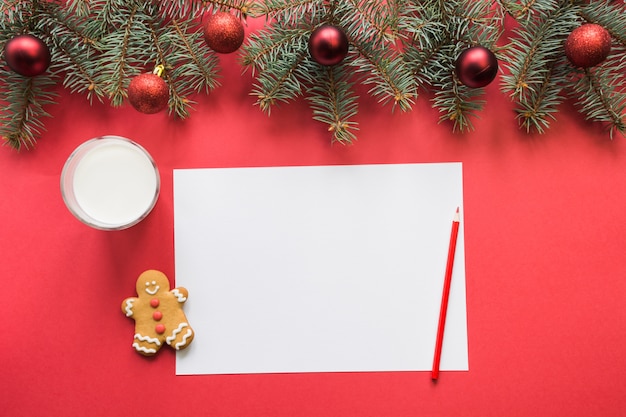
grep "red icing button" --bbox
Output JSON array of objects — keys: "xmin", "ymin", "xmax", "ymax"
[
  {"xmin": 155, "ymin": 324, "xmax": 166, "ymax": 334},
  {"xmin": 150, "ymin": 298, "xmax": 160, "ymax": 308},
  {"xmin": 152, "ymin": 311, "xmax": 163, "ymax": 321}
]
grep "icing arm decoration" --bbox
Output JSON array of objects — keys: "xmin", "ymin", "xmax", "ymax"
[
  {"xmin": 124, "ymin": 299, "xmax": 135, "ymax": 317},
  {"xmin": 171, "ymin": 288, "xmax": 187, "ymax": 303}
]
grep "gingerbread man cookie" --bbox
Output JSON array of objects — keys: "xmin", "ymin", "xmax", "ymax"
[{"xmin": 122, "ymin": 270, "xmax": 194, "ymax": 356}]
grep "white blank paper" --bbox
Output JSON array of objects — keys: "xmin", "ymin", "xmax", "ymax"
[{"xmin": 174, "ymin": 163, "xmax": 467, "ymax": 375}]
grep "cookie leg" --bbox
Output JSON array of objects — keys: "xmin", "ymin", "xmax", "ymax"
[
  {"xmin": 133, "ymin": 333, "xmax": 162, "ymax": 356},
  {"xmin": 165, "ymin": 323, "xmax": 194, "ymax": 351}
]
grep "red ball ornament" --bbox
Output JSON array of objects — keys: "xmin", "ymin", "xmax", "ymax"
[
  {"xmin": 454, "ymin": 46, "xmax": 498, "ymax": 88},
  {"xmin": 308, "ymin": 25, "xmax": 349, "ymax": 66},
  {"xmin": 3, "ymin": 34, "xmax": 51, "ymax": 77},
  {"xmin": 203, "ymin": 12, "xmax": 245, "ymax": 54},
  {"xmin": 564, "ymin": 23, "xmax": 611, "ymax": 68},
  {"xmin": 127, "ymin": 71, "xmax": 169, "ymax": 114}
]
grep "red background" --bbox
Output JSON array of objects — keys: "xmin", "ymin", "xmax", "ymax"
[{"xmin": 2, "ymin": 20, "xmax": 626, "ymax": 417}]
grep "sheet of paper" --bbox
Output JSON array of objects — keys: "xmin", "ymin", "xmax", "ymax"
[{"xmin": 173, "ymin": 163, "xmax": 467, "ymax": 375}]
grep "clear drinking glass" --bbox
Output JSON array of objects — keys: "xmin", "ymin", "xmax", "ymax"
[{"xmin": 60, "ymin": 135, "xmax": 160, "ymax": 230}]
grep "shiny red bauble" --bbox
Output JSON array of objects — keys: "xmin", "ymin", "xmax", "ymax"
[
  {"xmin": 203, "ymin": 12, "xmax": 245, "ymax": 54},
  {"xmin": 564, "ymin": 23, "xmax": 611, "ymax": 68},
  {"xmin": 127, "ymin": 73, "xmax": 169, "ymax": 114},
  {"xmin": 308, "ymin": 25, "xmax": 349, "ymax": 66},
  {"xmin": 454, "ymin": 46, "xmax": 498, "ymax": 88},
  {"xmin": 4, "ymin": 34, "xmax": 51, "ymax": 77}
]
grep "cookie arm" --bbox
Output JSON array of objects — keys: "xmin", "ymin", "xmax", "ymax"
[
  {"xmin": 122, "ymin": 297, "xmax": 138, "ymax": 317},
  {"xmin": 170, "ymin": 287, "xmax": 188, "ymax": 303}
]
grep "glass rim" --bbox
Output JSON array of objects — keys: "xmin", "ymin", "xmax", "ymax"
[{"xmin": 60, "ymin": 135, "xmax": 160, "ymax": 231}]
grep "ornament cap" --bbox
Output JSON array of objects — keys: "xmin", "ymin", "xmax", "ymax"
[{"xmin": 152, "ymin": 65, "xmax": 165, "ymax": 78}]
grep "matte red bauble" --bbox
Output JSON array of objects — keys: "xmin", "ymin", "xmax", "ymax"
[
  {"xmin": 308, "ymin": 25, "xmax": 349, "ymax": 66},
  {"xmin": 454, "ymin": 46, "xmax": 498, "ymax": 88},
  {"xmin": 127, "ymin": 73, "xmax": 169, "ymax": 114},
  {"xmin": 4, "ymin": 34, "xmax": 51, "ymax": 77},
  {"xmin": 203, "ymin": 12, "xmax": 245, "ymax": 54},
  {"xmin": 564, "ymin": 23, "xmax": 611, "ymax": 68}
]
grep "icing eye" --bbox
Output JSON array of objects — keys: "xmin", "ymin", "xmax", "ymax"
[
  {"xmin": 152, "ymin": 281, "xmax": 157, "ymax": 285},
  {"xmin": 145, "ymin": 282, "xmax": 150, "ymax": 286}
]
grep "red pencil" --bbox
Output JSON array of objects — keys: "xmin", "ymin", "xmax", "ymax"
[{"xmin": 432, "ymin": 207, "xmax": 460, "ymax": 381}]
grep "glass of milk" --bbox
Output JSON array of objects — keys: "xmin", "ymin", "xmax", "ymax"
[{"xmin": 61, "ymin": 136, "xmax": 160, "ymax": 230}]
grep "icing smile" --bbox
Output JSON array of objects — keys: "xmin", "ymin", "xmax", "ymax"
[{"xmin": 145, "ymin": 281, "xmax": 160, "ymax": 295}]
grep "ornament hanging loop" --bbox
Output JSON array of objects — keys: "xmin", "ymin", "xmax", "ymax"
[{"xmin": 153, "ymin": 65, "xmax": 165, "ymax": 78}]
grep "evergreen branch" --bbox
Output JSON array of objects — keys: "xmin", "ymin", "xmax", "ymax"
[
  {"xmin": 241, "ymin": 26, "xmax": 310, "ymax": 72},
  {"xmin": 0, "ymin": 72, "xmax": 57, "ymax": 150},
  {"xmin": 306, "ymin": 64, "xmax": 359, "ymax": 143},
  {"xmin": 146, "ymin": 16, "xmax": 190, "ymax": 117},
  {"xmin": 432, "ymin": 69, "xmax": 484, "ymax": 132},
  {"xmin": 89, "ymin": 0, "xmax": 127, "ymax": 36},
  {"xmin": 95, "ymin": 4, "xmax": 145, "ymax": 106},
  {"xmin": 251, "ymin": 48, "xmax": 310, "ymax": 113},
  {"xmin": 569, "ymin": 62, "xmax": 626, "ymax": 138},
  {"xmin": 515, "ymin": 59, "xmax": 568, "ymax": 133},
  {"xmin": 0, "ymin": 0, "xmax": 33, "ymax": 23},
  {"xmin": 340, "ymin": 0, "xmax": 399, "ymax": 43},
  {"xmin": 501, "ymin": 1, "xmax": 579, "ymax": 102},
  {"xmin": 64, "ymin": 0, "xmax": 91, "ymax": 17},
  {"xmin": 34, "ymin": 5, "xmax": 104, "ymax": 102},
  {"xmin": 161, "ymin": 18, "xmax": 221, "ymax": 118},
  {"xmin": 157, "ymin": 0, "xmax": 258, "ymax": 19},
  {"xmin": 168, "ymin": 19, "xmax": 220, "ymax": 94},
  {"xmin": 349, "ymin": 42, "xmax": 416, "ymax": 111},
  {"xmin": 157, "ymin": 0, "xmax": 205, "ymax": 19},
  {"xmin": 259, "ymin": 0, "xmax": 325, "ymax": 25}
]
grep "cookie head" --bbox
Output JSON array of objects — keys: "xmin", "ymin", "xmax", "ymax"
[{"xmin": 136, "ymin": 270, "xmax": 171, "ymax": 296}]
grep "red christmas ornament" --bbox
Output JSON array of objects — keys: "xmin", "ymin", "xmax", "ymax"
[
  {"xmin": 3, "ymin": 34, "xmax": 51, "ymax": 77},
  {"xmin": 308, "ymin": 25, "xmax": 349, "ymax": 66},
  {"xmin": 203, "ymin": 12, "xmax": 245, "ymax": 54},
  {"xmin": 127, "ymin": 68, "xmax": 169, "ymax": 114},
  {"xmin": 564, "ymin": 23, "xmax": 612, "ymax": 68},
  {"xmin": 454, "ymin": 46, "xmax": 498, "ymax": 88}
]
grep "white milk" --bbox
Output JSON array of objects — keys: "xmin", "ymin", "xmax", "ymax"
[{"xmin": 62, "ymin": 137, "xmax": 159, "ymax": 230}]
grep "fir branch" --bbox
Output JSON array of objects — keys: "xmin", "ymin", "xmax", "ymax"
[
  {"xmin": 349, "ymin": 43, "xmax": 415, "ymax": 111},
  {"xmin": 337, "ymin": 1, "xmax": 416, "ymax": 110},
  {"xmin": 501, "ymin": 1, "xmax": 579, "ymax": 102},
  {"xmin": 341, "ymin": 0, "xmax": 399, "ymax": 43},
  {"xmin": 160, "ymin": 18, "xmax": 221, "ymax": 118},
  {"xmin": 34, "ymin": 4, "xmax": 105, "ymax": 102},
  {"xmin": 433, "ymin": 68, "xmax": 485, "ymax": 132},
  {"xmin": 167, "ymin": 19, "xmax": 220, "ymax": 95},
  {"xmin": 306, "ymin": 64, "xmax": 359, "ymax": 143},
  {"xmin": 0, "ymin": 72, "xmax": 57, "ymax": 150},
  {"xmin": 569, "ymin": 59, "xmax": 626, "ymax": 138},
  {"xmin": 259, "ymin": 0, "xmax": 326, "ymax": 25},
  {"xmin": 0, "ymin": 0, "xmax": 35, "ymax": 40},
  {"xmin": 146, "ymin": 16, "xmax": 189, "ymax": 117},
  {"xmin": 399, "ymin": 3, "xmax": 448, "ymax": 86},
  {"xmin": 94, "ymin": 4, "xmax": 146, "ymax": 106},
  {"xmin": 64, "ymin": 0, "xmax": 91, "ymax": 17},
  {"xmin": 515, "ymin": 59, "xmax": 569, "ymax": 133},
  {"xmin": 242, "ymin": 26, "xmax": 310, "ymax": 72},
  {"xmin": 157, "ymin": 0, "xmax": 259, "ymax": 20},
  {"xmin": 251, "ymin": 48, "xmax": 310, "ymax": 114},
  {"xmin": 157, "ymin": 0, "xmax": 205, "ymax": 19},
  {"xmin": 401, "ymin": 0, "xmax": 502, "ymax": 131}
]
